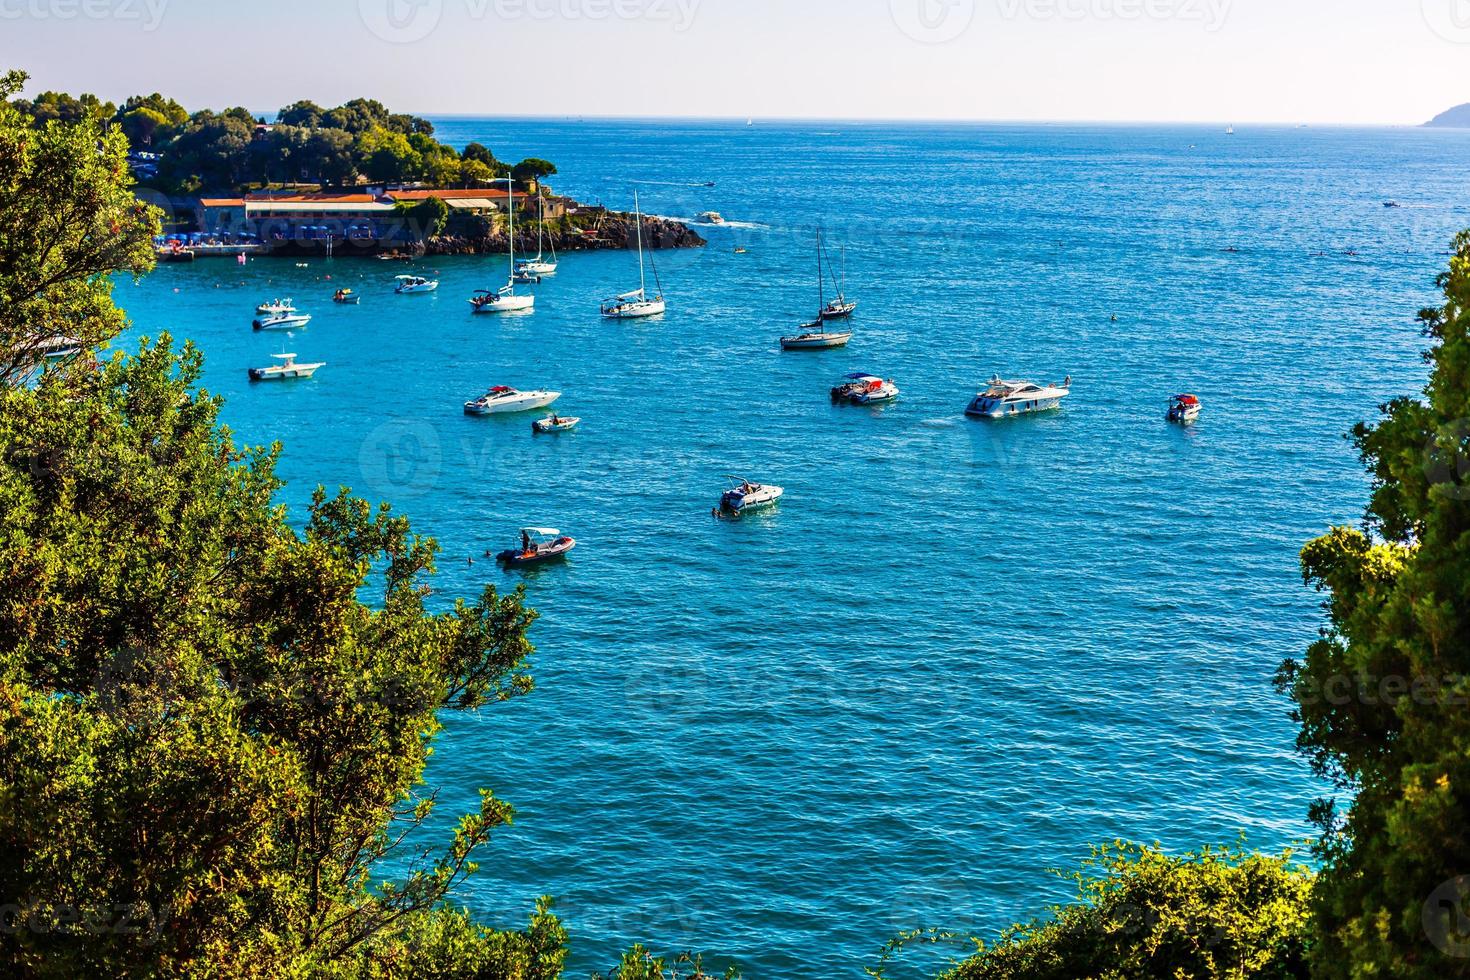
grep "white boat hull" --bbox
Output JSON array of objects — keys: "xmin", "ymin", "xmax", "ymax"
[
  {"xmin": 721, "ymin": 485, "xmax": 783, "ymax": 513},
  {"xmin": 249, "ymin": 364, "xmax": 323, "ymax": 381},
  {"xmin": 465, "ymin": 392, "xmax": 561, "ymax": 415},
  {"xmin": 254, "ymin": 315, "xmax": 312, "ymax": 331},
  {"xmin": 396, "ymin": 283, "xmax": 438, "ymax": 294},
  {"xmin": 781, "ymin": 332, "xmax": 851, "ymax": 350},
  {"xmin": 518, "ymin": 261, "xmax": 557, "ymax": 276},
  {"xmin": 603, "ymin": 299, "xmax": 666, "ymax": 319},
  {"xmin": 473, "ymin": 295, "xmax": 535, "ymax": 313},
  {"xmin": 966, "ymin": 395, "xmax": 1066, "ymax": 418}
]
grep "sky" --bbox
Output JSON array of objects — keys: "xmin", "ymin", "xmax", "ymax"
[{"xmin": 2, "ymin": 0, "xmax": 1468, "ymax": 124}]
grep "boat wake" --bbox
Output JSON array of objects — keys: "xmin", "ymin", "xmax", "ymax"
[
  {"xmin": 680, "ymin": 216, "xmax": 768, "ymax": 230},
  {"xmin": 629, "ymin": 179, "xmax": 718, "ymax": 188}
]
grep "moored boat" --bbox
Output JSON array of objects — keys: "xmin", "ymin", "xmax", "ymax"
[
  {"xmin": 257, "ymin": 298, "xmax": 296, "ymax": 315},
  {"xmin": 965, "ymin": 376, "xmax": 1072, "ymax": 418},
  {"xmin": 248, "ymin": 352, "xmax": 325, "ymax": 381},
  {"xmin": 781, "ymin": 328, "xmax": 851, "ymax": 350},
  {"xmin": 515, "ymin": 193, "xmax": 559, "ymax": 276},
  {"xmin": 253, "ymin": 312, "xmax": 312, "ymax": 331},
  {"xmin": 601, "ymin": 192, "xmax": 666, "ymax": 319},
  {"xmin": 471, "ymin": 286, "xmax": 535, "ymax": 313},
  {"xmin": 464, "ymin": 386, "xmax": 561, "ymax": 415},
  {"xmin": 1167, "ymin": 393, "xmax": 1202, "ymax": 423},
  {"xmin": 497, "ymin": 528, "xmax": 576, "ymax": 567},
  {"xmin": 719, "ymin": 476, "xmax": 783, "ymax": 514},
  {"xmin": 394, "ymin": 275, "xmax": 439, "ymax": 294},
  {"xmin": 532, "ymin": 414, "xmax": 581, "ymax": 434},
  {"xmin": 830, "ymin": 372, "xmax": 899, "ymax": 405},
  {"xmin": 332, "ymin": 289, "xmax": 360, "ymax": 305}
]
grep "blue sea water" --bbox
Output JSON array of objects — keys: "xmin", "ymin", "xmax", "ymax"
[{"xmin": 119, "ymin": 120, "xmax": 1470, "ymax": 977}]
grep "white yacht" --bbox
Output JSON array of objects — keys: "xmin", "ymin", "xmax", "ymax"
[
  {"xmin": 474, "ymin": 176, "xmax": 536, "ymax": 313},
  {"xmin": 720, "ymin": 476, "xmax": 783, "ymax": 515},
  {"xmin": 394, "ymin": 275, "xmax": 439, "ymax": 294},
  {"xmin": 463, "ymin": 386, "xmax": 561, "ymax": 415},
  {"xmin": 698, "ymin": 211, "xmax": 726, "ymax": 225},
  {"xmin": 965, "ymin": 376, "xmax": 1072, "ymax": 418},
  {"xmin": 831, "ymin": 373, "xmax": 899, "ymax": 405},
  {"xmin": 601, "ymin": 192, "xmax": 666, "ymax": 319},
  {"xmin": 253, "ymin": 311, "xmax": 312, "ymax": 331},
  {"xmin": 516, "ymin": 193, "xmax": 559, "ymax": 276},
  {"xmin": 248, "ymin": 352, "xmax": 325, "ymax": 382},
  {"xmin": 256, "ymin": 298, "xmax": 295, "ymax": 316}
]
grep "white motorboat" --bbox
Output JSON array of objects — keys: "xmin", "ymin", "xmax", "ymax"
[
  {"xmin": 256, "ymin": 298, "xmax": 295, "ymax": 316},
  {"xmin": 253, "ymin": 312, "xmax": 312, "ymax": 331},
  {"xmin": 965, "ymin": 376, "xmax": 1072, "ymax": 418},
  {"xmin": 720, "ymin": 476, "xmax": 783, "ymax": 515},
  {"xmin": 248, "ymin": 352, "xmax": 325, "ymax": 382},
  {"xmin": 1167, "ymin": 393, "xmax": 1202, "ymax": 423},
  {"xmin": 394, "ymin": 275, "xmax": 439, "ymax": 294},
  {"xmin": 470, "ymin": 285, "xmax": 535, "ymax": 313},
  {"xmin": 515, "ymin": 193, "xmax": 559, "ymax": 276},
  {"xmin": 532, "ymin": 414, "xmax": 581, "ymax": 434},
  {"xmin": 601, "ymin": 191, "xmax": 665, "ymax": 319},
  {"xmin": 463, "ymin": 386, "xmax": 561, "ymax": 415},
  {"xmin": 830, "ymin": 372, "xmax": 899, "ymax": 405},
  {"xmin": 473, "ymin": 176, "xmax": 535, "ymax": 313},
  {"xmin": 698, "ymin": 211, "xmax": 726, "ymax": 225}
]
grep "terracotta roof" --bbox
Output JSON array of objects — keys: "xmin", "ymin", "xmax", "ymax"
[
  {"xmin": 244, "ymin": 192, "xmax": 379, "ymax": 204},
  {"xmin": 200, "ymin": 198, "xmax": 245, "ymax": 207},
  {"xmin": 388, "ymin": 188, "xmax": 514, "ymax": 201}
]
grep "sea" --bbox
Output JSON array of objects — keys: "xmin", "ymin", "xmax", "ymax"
[{"xmin": 117, "ymin": 118, "xmax": 1470, "ymax": 977}]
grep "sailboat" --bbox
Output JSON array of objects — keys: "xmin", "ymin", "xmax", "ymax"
[
  {"xmin": 516, "ymin": 192, "xmax": 558, "ymax": 276},
  {"xmin": 780, "ymin": 230, "xmax": 852, "ymax": 350},
  {"xmin": 819, "ymin": 241, "xmax": 858, "ymax": 320},
  {"xmin": 470, "ymin": 176, "xmax": 535, "ymax": 314},
  {"xmin": 600, "ymin": 192, "xmax": 666, "ymax": 318}
]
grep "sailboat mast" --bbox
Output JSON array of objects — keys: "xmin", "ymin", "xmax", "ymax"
[
  {"xmin": 817, "ymin": 230, "xmax": 825, "ymax": 313},
  {"xmin": 635, "ymin": 191, "xmax": 647, "ymax": 295},
  {"xmin": 506, "ymin": 175, "xmax": 516, "ymax": 279}
]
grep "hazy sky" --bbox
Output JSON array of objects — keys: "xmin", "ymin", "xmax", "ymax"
[{"xmin": 2, "ymin": 0, "xmax": 1467, "ymax": 123}]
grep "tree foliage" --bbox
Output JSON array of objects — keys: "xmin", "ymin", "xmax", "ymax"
[
  {"xmin": 936, "ymin": 844, "xmax": 1313, "ymax": 980},
  {"xmin": 0, "ymin": 69, "xmax": 160, "ymax": 387},
  {"xmin": 1277, "ymin": 230, "xmax": 1470, "ymax": 978}
]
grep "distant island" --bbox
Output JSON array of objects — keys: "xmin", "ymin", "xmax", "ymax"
[{"xmin": 1424, "ymin": 103, "xmax": 1470, "ymax": 127}]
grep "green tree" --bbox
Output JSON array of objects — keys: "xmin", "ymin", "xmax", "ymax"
[
  {"xmin": 458, "ymin": 158, "xmax": 496, "ymax": 188},
  {"xmin": 462, "ymin": 142, "xmax": 496, "ymax": 167},
  {"xmin": 0, "ymin": 338, "xmax": 565, "ymax": 976},
  {"xmin": 402, "ymin": 196, "xmax": 450, "ymax": 239},
  {"xmin": 359, "ymin": 127, "xmax": 423, "ymax": 183},
  {"xmin": 1277, "ymin": 231, "xmax": 1470, "ymax": 978},
  {"xmin": 0, "ymin": 69, "xmax": 159, "ymax": 386},
  {"xmin": 935, "ymin": 844, "xmax": 1313, "ymax": 980},
  {"xmin": 511, "ymin": 158, "xmax": 557, "ymax": 186}
]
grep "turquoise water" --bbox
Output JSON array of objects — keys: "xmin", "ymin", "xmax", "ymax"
[{"xmin": 120, "ymin": 120, "xmax": 1470, "ymax": 977}]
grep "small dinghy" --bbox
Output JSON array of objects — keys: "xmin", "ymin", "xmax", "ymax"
[
  {"xmin": 532, "ymin": 414, "xmax": 580, "ymax": 434},
  {"xmin": 719, "ymin": 476, "xmax": 783, "ymax": 515},
  {"xmin": 333, "ymin": 289, "xmax": 360, "ymax": 305},
  {"xmin": 496, "ymin": 528, "xmax": 576, "ymax": 568}
]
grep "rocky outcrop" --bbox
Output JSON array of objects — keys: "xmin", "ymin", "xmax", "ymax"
[{"xmin": 424, "ymin": 211, "xmax": 703, "ymax": 257}]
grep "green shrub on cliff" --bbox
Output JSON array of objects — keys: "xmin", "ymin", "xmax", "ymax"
[
  {"xmin": 1275, "ymin": 231, "xmax": 1470, "ymax": 978},
  {"xmin": 936, "ymin": 844, "xmax": 1312, "ymax": 980}
]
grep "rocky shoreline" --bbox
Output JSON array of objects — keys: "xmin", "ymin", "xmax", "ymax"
[{"xmin": 425, "ymin": 211, "xmax": 705, "ymax": 257}]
